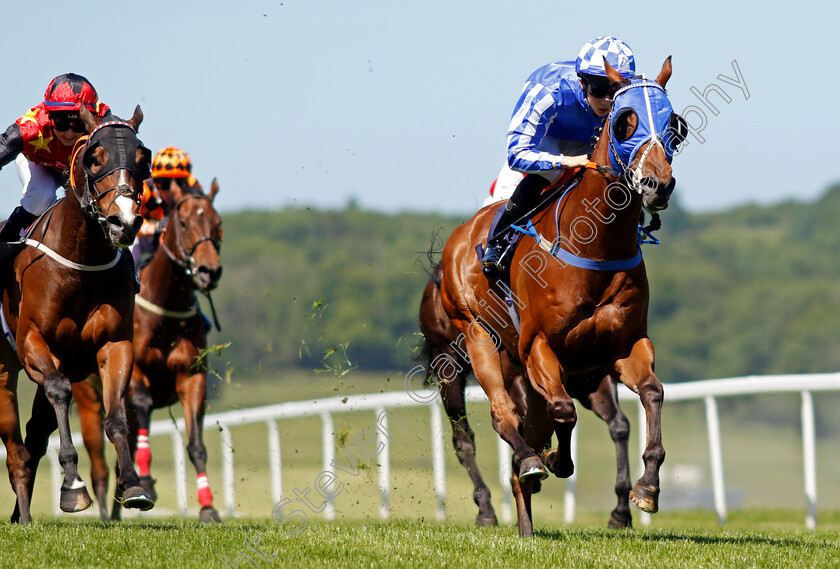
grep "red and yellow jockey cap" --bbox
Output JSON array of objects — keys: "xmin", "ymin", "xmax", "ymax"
[
  {"xmin": 43, "ymin": 73, "xmax": 108, "ymax": 115},
  {"xmin": 152, "ymin": 146, "xmax": 197, "ymax": 185}
]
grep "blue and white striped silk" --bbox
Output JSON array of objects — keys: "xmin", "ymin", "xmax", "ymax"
[{"xmin": 506, "ymin": 61, "xmax": 605, "ymax": 174}]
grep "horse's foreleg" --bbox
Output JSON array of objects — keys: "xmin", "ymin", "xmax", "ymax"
[
  {"xmin": 613, "ymin": 338, "xmax": 664, "ymax": 514},
  {"xmin": 0, "ymin": 357, "xmax": 32, "ymax": 524},
  {"xmin": 98, "ymin": 341, "xmax": 153, "ymax": 512},
  {"xmin": 525, "ymin": 334, "xmax": 576, "ymax": 479},
  {"xmin": 437, "ymin": 368, "xmax": 497, "ymax": 526},
  {"xmin": 177, "ymin": 371, "xmax": 220, "ymax": 523},
  {"xmin": 459, "ymin": 323, "xmax": 544, "ymax": 483},
  {"xmin": 41, "ymin": 372, "xmax": 92, "ymax": 513},
  {"xmin": 72, "ymin": 380, "xmax": 111, "ymax": 521},
  {"xmin": 583, "ymin": 376, "xmax": 633, "ymax": 529}
]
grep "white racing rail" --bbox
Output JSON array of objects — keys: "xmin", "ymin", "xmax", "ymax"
[{"xmin": 17, "ymin": 372, "xmax": 840, "ymax": 527}]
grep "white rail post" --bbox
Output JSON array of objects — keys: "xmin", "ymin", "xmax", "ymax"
[
  {"xmin": 171, "ymin": 430, "xmax": 188, "ymax": 516},
  {"xmin": 375, "ymin": 407, "xmax": 390, "ymax": 520},
  {"xmin": 705, "ymin": 395, "xmax": 727, "ymax": 525},
  {"xmin": 49, "ymin": 446, "xmax": 61, "ymax": 517},
  {"xmin": 801, "ymin": 390, "xmax": 817, "ymax": 529},
  {"xmin": 321, "ymin": 412, "xmax": 335, "ymax": 520},
  {"xmin": 564, "ymin": 426, "xmax": 578, "ymax": 524},
  {"xmin": 266, "ymin": 420, "xmax": 282, "ymax": 506},
  {"xmin": 498, "ymin": 435, "xmax": 512, "ymax": 524},
  {"xmin": 219, "ymin": 423, "xmax": 235, "ymax": 518},
  {"xmin": 430, "ymin": 402, "xmax": 446, "ymax": 521},
  {"xmin": 637, "ymin": 401, "xmax": 652, "ymax": 526}
]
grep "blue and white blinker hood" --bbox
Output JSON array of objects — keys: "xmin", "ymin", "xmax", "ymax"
[{"xmin": 607, "ymin": 79, "xmax": 679, "ymax": 182}]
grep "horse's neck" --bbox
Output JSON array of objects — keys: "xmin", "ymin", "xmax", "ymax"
[
  {"xmin": 541, "ymin": 126, "xmax": 642, "ymax": 259},
  {"xmin": 39, "ymin": 194, "xmax": 113, "ymax": 264},
  {"xmin": 143, "ymin": 220, "xmax": 195, "ymax": 307}
]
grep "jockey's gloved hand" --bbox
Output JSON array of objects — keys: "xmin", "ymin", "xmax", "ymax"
[{"xmin": 561, "ymin": 154, "xmax": 590, "ymax": 169}]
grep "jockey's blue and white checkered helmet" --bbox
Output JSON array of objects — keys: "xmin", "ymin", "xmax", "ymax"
[{"xmin": 575, "ymin": 36, "xmax": 635, "ymax": 80}]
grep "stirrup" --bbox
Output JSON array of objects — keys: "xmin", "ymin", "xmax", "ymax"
[{"xmin": 481, "ymin": 241, "xmax": 511, "ymax": 275}]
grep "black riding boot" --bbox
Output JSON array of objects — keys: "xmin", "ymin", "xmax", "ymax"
[
  {"xmin": 481, "ymin": 174, "xmax": 551, "ymax": 274},
  {"xmin": 0, "ymin": 206, "xmax": 36, "ymax": 242}
]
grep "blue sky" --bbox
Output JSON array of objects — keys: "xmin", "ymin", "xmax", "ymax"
[{"xmin": 1, "ymin": 0, "xmax": 838, "ymax": 216}]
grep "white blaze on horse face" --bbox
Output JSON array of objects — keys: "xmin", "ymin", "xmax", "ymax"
[{"xmin": 114, "ymin": 170, "xmax": 138, "ymax": 225}]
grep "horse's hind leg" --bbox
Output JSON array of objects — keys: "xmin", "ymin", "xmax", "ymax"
[
  {"xmin": 41, "ymin": 372, "xmax": 93, "ymax": 512},
  {"xmin": 577, "ymin": 375, "xmax": 633, "ymax": 529},
  {"xmin": 12, "ymin": 385, "xmax": 56, "ymax": 522},
  {"xmin": 613, "ymin": 338, "xmax": 665, "ymax": 514},
  {"xmin": 73, "ymin": 380, "xmax": 111, "ymax": 521},
  {"xmin": 509, "ymin": 464, "xmax": 538, "ymax": 537},
  {"xmin": 438, "ymin": 370, "xmax": 497, "ymax": 526},
  {"xmin": 178, "ymin": 371, "xmax": 221, "ymax": 522},
  {"xmin": 0, "ymin": 358, "xmax": 32, "ymax": 524}
]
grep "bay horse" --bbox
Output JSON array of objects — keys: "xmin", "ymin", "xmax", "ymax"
[
  {"xmin": 440, "ymin": 58, "xmax": 683, "ymax": 536},
  {"xmin": 0, "ymin": 106, "xmax": 154, "ymax": 524},
  {"xmin": 420, "ymin": 266, "xmax": 634, "ymax": 528},
  {"xmin": 75, "ymin": 179, "xmax": 224, "ymax": 522}
]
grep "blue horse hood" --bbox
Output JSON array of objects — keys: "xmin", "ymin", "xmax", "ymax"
[{"xmin": 608, "ymin": 80, "xmax": 677, "ymax": 172}]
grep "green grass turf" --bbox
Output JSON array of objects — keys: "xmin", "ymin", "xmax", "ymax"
[
  {"xmin": 3, "ymin": 369, "xmax": 840, "ymax": 533},
  {"xmin": 0, "ymin": 513, "xmax": 837, "ymax": 569}
]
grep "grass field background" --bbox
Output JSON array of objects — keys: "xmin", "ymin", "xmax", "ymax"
[{"xmin": 2, "ymin": 369, "xmax": 839, "ymax": 529}]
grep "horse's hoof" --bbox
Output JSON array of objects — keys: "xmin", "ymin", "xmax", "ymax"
[
  {"xmin": 60, "ymin": 485, "xmax": 93, "ymax": 513},
  {"xmin": 540, "ymin": 448, "xmax": 574, "ymax": 478},
  {"xmin": 607, "ymin": 510, "xmax": 633, "ymax": 529},
  {"xmin": 122, "ymin": 486, "xmax": 155, "ymax": 511},
  {"xmin": 518, "ymin": 456, "xmax": 548, "ymax": 483},
  {"xmin": 198, "ymin": 505, "xmax": 222, "ymax": 523},
  {"xmin": 475, "ymin": 513, "xmax": 498, "ymax": 527},
  {"xmin": 629, "ymin": 484, "xmax": 659, "ymax": 514},
  {"xmin": 139, "ymin": 475, "xmax": 158, "ymax": 503}
]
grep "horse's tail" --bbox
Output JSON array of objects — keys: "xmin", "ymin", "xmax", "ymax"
[{"xmin": 420, "ymin": 228, "xmax": 445, "ymax": 287}]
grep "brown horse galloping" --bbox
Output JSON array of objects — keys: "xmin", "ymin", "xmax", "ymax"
[
  {"xmin": 440, "ymin": 59, "xmax": 682, "ymax": 536},
  {"xmin": 420, "ymin": 267, "xmax": 634, "ymax": 528},
  {"xmin": 0, "ymin": 106, "xmax": 154, "ymax": 524},
  {"xmin": 75, "ymin": 180, "xmax": 224, "ymax": 522}
]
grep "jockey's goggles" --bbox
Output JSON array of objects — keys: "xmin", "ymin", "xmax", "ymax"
[
  {"xmin": 580, "ymin": 75, "xmax": 614, "ymax": 100},
  {"xmin": 50, "ymin": 114, "xmax": 86, "ymax": 134}
]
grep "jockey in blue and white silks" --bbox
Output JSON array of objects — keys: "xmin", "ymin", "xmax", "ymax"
[{"xmin": 481, "ymin": 36, "xmax": 635, "ymax": 275}]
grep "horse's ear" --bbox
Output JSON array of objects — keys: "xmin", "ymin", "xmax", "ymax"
[
  {"xmin": 128, "ymin": 105, "xmax": 144, "ymax": 132},
  {"xmin": 79, "ymin": 105, "xmax": 100, "ymax": 133},
  {"xmin": 603, "ymin": 59, "xmax": 625, "ymax": 85},
  {"xmin": 655, "ymin": 56, "xmax": 672, "ymax": 88},
  {"xmin": 209, "ymin": 178, "xmax": 219, "ymax": 201},
  {"xmin": 169, "ymin": 179, "xmax": 185, "ymax": 203}
]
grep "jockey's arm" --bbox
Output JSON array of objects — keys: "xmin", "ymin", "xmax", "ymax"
[
  {"xmin": 506, "ymin": 84, "xmax": 589, "ymax": 174},
  {"xmin": 0, "ymin": 123, "xmax": 23, "ymax": 171}
]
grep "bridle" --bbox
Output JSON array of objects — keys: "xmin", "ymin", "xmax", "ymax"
[
  {"xmin": 68, "ymin": 120, "xmax": 146, "ymax": 232},
  {"xmin": 160, "ymin": 194, "xmax": 221, "ymax": 282}
]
